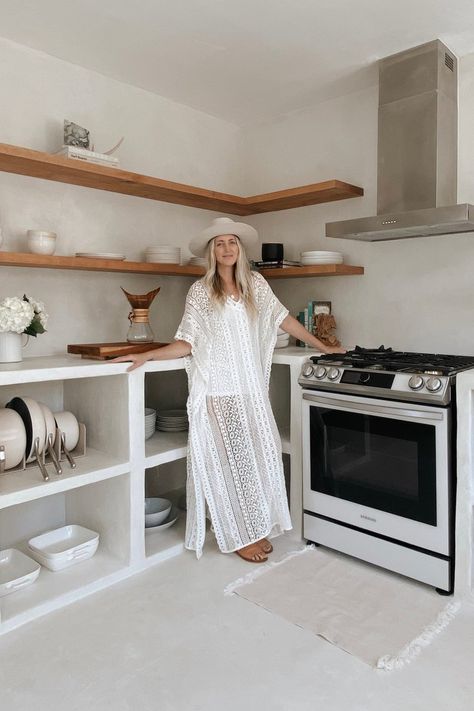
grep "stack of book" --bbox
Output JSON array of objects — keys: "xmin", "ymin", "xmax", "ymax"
[{"xmin": 58, "ymin": 145, "xmax": 120, "ymax": 168}]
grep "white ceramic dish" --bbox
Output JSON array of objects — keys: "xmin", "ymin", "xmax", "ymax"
[
  {"xmin": 144, "ymin": 505, "xmax": 179, "ymax": 533},
  {"xmin": 0, "ymin": 549, "xmax": 40, "ymax": 597},
  {"xmin": 28, "ymin": 525, "xmax": 99, "ymax": 571},
  {"xmin": 145, "ymin": 498, "xmax": 172, "ymax": 527},
  {"xmin": 53, "ymin": 411, "xmax": 79, "ymax": 450},
  {"xmin": 0, "ymin": 407, "xmax": 27, "ymax": 470},
  {"xmin": 6, "ymin": 396, "xmax": 46, "ymax": 462},
  {"xmin": 75, "ymin": 252, "xmax": 126, "ymax": 260},
  {"xmin": 27, "ymin": 230, "xmax": 57, "ymax": 256}
]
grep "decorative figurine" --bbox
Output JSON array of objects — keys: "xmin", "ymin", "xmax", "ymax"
[{"xmin": 314, "ymin": 313, "xmax": 341, "ymax": 348}]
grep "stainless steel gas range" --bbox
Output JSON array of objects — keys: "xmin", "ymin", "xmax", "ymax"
[{"xmin": 299, "ymin": 347, "xmax": 474, "ymax": 594}]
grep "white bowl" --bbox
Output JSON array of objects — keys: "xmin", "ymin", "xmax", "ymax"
[
  {"xmin": 53, "ymin": 411, "xmax": 79, "ymax": 450},
  {"xmin": 27, "ymin": 230, "xmax": 57, "ymax": 256},
  {"xmin": 0, "ymin": 408, "xmax": 27, "ymax": 470},
  {"xmin": 144, "ymin": 498, "xmax": 172, "ymax": 527}
]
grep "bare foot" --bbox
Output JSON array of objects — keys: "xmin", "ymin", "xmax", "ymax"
[
  {"xmin": 235, "ymin": 543, "xmax": 268, "ymax": 563},
  {"xmin": 257, "ymin": 538, "xmax": 273, "ymax": 554}
]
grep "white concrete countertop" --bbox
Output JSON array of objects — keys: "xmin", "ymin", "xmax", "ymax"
[{"xmin": 0, "ymin": 346, "xmax": 321, "ymax": 384}]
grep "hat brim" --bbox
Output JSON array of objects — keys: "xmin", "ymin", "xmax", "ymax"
[{"xmin": 189, "ymin": 222, "xmax": 258, "ymax": 258}]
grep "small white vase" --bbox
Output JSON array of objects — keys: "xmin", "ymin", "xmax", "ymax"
[{"xmin": 0, "ymin": 332, "xmax": 28, "ymax": 363}]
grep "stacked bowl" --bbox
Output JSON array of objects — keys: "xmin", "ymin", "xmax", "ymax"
[
  {"xmin": 155, "ymin": 409, "xmax": 188, "ymax": 432},
  {"xmin": 275, "ymin": 328, "xmax": 290, "ymax": 349},
  {"xmin": 300, "ymin": 250, "xmax": 343, "ymax": 265},
  {"xmin": 144, "ymin": 245, "xmax": 181, "ymax": 264}
]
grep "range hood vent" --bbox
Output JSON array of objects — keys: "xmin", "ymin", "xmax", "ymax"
[{"xmin": 326, "ymin": 40, "xmax": 474, "ymax": 242}]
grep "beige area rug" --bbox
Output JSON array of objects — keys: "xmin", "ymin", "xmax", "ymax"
[{"xmin": 224, "ymin": 546, "xmax": 460, "ymax": 670}]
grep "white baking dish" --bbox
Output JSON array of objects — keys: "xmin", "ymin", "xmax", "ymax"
[
  {"xmin": 0, "ymin": 548, "xmax": 40, "ymax": 597},
  {"xmin": 27, "ymin": 525, "xmax": 99, "ymax": 572}
]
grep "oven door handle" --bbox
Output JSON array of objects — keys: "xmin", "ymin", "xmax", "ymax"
[{"xmin": 302, "ymin": 393, "xmax": 445, "ymax": 421}]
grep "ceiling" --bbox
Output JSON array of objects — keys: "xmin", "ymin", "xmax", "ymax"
[{"xmin": 1, "ymin": 0, "xmax": 474, "ymax": 125}]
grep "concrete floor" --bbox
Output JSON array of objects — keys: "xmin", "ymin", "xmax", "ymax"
[{"xmin": 1, "ymin": 534, "xmax": 474, "ymax": 711}]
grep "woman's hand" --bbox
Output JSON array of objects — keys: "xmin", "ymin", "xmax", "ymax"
[
  {"xmin": 279, "ymin": 314, "xmax": 346, "ymax": 354},
  {"xmin": 110, "ymin": 352, "xmax": 153, "ymax": 372},
  {"xmin": 322, "ymin": 345, "xmax": 347, "ymax": 355}
]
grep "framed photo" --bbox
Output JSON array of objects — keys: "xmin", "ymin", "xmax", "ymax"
[{"xmin": 312, "ymin": 301, "xmax": 331, "ymax": 315}]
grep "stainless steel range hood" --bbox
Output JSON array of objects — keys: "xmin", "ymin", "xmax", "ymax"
[{"xmin": 326, "ymin": 40, "xmax": 474, "ymax": 242}]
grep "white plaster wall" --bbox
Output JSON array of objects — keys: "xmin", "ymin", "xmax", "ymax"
[
  {"xmin": 241, "ymin": 57, "xmax": 474, "ymax": 355},
  {"xmin": 0, "ymin": 37, "xmax": 244, "ymax": 356}
]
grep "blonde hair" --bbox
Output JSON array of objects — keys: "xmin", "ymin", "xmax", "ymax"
[{"xmin": 203, "ymin": 236, "xmax": 257, "ymax": 317}]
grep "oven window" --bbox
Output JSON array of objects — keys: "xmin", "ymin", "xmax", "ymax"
[{"xmin": 309, "ymin": 407, "xmax": 437, "ymax": 525}]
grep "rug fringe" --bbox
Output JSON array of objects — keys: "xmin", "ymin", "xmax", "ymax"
[
  {"xmin": 376, "ymin": 599, "xmax": 461, "ymax": 671},
  {"xmin": 224, "ymin": 544, "xmax": 314, "ymax": 596}
]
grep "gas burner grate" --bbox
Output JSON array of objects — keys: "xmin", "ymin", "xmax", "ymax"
[{"xmin": 313, "ymin": 346, "xmax": 474, "ymax": 375}]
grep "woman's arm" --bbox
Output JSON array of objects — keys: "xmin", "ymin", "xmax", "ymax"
[
  {"xmin": 279, "ymin": 314, "xmax": 346, "ymax": 354},
  {"xmin": 111, "ymin": 339, "xmax": 192, "ymax": 371}
]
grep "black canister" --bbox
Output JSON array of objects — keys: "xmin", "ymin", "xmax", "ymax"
[{"xmin": 261, "ymin": 243, "xmax": 284, "ymax": 262}]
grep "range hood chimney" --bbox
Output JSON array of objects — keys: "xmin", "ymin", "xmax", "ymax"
[{"xmin": 326, "ymin": 40, "xmax": 474, "ymax": 241}]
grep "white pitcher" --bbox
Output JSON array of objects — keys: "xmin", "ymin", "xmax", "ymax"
[{"xmin": 0, "ymin": 332, "xmax": 29, "ymax": 363}]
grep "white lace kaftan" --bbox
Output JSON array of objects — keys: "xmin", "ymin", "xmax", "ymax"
[{"xmin": 174, "ymin": 271, "xmax": 292, "ymax": 558}]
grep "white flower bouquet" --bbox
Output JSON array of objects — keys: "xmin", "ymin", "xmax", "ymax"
[{"xmin": 0, "ymin": 295, "xmax": 49, "ymax": 337}]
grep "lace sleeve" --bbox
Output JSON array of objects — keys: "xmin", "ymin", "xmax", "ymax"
[{"xmin": 253, "ymin": 272, "xmax": 289, "ymax": 327}]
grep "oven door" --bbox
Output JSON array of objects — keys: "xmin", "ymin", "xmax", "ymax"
[{"xmin": 302, "ymin": 389, "xmax": 451, "ymax": 554}]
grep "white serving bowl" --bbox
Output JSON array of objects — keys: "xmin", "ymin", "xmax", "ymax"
[
  {"xmin": 144, "ymin": 498, "xmax": 172, "ymax": 527},
  {"xmin": 0, "ymin": 408, "xmax": 27, "ymax": 470},
  {"xmin": 27, "ymin": 525, "xmax": 99, "ymax": 571},
  {"xmin": 53, "ymin": 411, "xmax": 79, "ymax": 450},
  {"xmin": 0, "ymin": 549, "xmax": 40, "ymax": 597},
  {"xmin": 27, "ymin": 230, "xmax": 57, "ymax": 256}
]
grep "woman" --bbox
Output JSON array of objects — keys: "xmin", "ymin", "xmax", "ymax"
[{"xmin": 114, "ymin": 217, "xmax": 345, "ymax": 563}]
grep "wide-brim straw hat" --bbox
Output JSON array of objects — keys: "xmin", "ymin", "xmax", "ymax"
[{"xmin": 189, "ymin": 217, "xmax": 258, "ymax": 258}]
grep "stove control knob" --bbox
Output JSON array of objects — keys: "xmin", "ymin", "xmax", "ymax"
[
  {"xmin": 314, "ymin": 366, "xmax": 327, "ymax": 379},
  {"xmin": 426, "ymin": 377, "xmax": 443, "ymax": 393},
  {"xmin": 327, "ymin": 367, "xmax": 340, "ymax": 381},
  {"xmin": 408, "ymin": 375, "xmax": 425, "ymax": 391},
  {"xmin": 302, "ymin": 363, "xmax": 314, "ymax": 378}
]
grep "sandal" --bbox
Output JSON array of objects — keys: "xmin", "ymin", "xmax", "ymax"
[
  {"xmin": 235, "ymin": 543, "xmax": 268, "ymax": 563},
  {"xmin": 257, "ymin": 538, "xmax": 273, "ymax": 554}
]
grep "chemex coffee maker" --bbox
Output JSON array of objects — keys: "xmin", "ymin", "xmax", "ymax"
[{"xmin": 121, "ymin": 287, "xmax": 161, "ymax": 343}]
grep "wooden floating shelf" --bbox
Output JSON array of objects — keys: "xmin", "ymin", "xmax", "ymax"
[
  {"xmin": 258, "ymin": 264, "xmax": 364, "ymax": 278},
  {"xmin": 0, "ymin": 252, "xmax": 364, "ymax": 279},
  {"xmin": 0, "ymin": 143, "xmax": 363, "ymax": 215}
]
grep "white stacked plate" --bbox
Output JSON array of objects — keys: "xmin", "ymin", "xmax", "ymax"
[
  {"xmin": 76, "ymin": 252, "xmax": 126, "ymax": 260},
  {"xmin": 188, "ymin": 256, "xmax": 207, "ymax": 267},
  {"xmin": 144, "ymin": 245, "xmax": 181, "ymax": 264},
  {"xmin": 27, "ymin": 525, "xmax": 99, "ymax": 572},
  {"xmin": 144, "ymin": 408, "xmax": 156, "ymax": 440},
  {"xmin": 156, "ymin": 409, "xmax": 189, "ymax": 432},
  {"xmin": 300, "ymin": 250, "xmax": 343, "ymax": 265}
]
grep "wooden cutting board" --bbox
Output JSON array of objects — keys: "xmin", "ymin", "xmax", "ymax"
[{"xmin": 67, "ymin": 342, "xmax": 169, "ymax": 359}]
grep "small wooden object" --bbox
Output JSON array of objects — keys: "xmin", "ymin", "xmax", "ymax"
[
  {"xmin": 68, "ymin": 342, "xmax": 168, "ymax": 359},
  {"xmin": 314, "ymin": 313, "xmax": 341, "ymax": 348}
]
